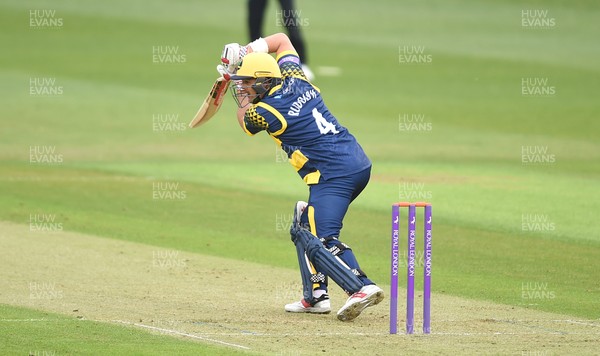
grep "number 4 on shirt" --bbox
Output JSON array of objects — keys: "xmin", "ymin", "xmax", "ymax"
[{"xmin": 313, "ymin": 108, "xmax": 339, "ymax": 135}]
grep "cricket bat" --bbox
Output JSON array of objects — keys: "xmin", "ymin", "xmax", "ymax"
[{"xmin": 188, "ymin": 77, "xmax": 230, "ymax": 128}]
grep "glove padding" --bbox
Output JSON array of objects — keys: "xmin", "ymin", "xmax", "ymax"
[
  {"xmin": 220, "ymin": 43, "xmax": 248, "ymax": 74},
  {"xmin": 216, "ymin": 64, "xmax": 232, "ymax": 80}
]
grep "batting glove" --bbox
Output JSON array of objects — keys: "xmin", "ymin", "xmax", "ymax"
[
  {"xmin": 216, "ymin": 64, "xmax": 232, "ymax": 80},
  {"xmin": 221, "ymin": 43, "xmax": 247, "ymax": 74}
]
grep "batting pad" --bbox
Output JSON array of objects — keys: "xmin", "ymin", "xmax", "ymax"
[
  {"xmin": 295, "ymin": 244, "xmax": 319, "ymax": 301},
  {"xmin": 292, "ymin": 227, "xmax": 363, "ymax": 295}
]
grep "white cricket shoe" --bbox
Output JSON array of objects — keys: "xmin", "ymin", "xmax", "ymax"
[
  {"xmin": 285, "ymin": 294, "xmax": 331, "ymax": 314},
  {"xmin": 336, "ymin": 285, "xmax": 384, "ymax": 322}
]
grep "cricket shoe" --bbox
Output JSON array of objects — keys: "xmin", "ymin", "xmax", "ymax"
[
  {"xmin": 285, "ymin": 294, "xmax": 331, "ymax": 314},
  {"xmin": 336, "ymin": 284, "xmax": 384, "ymax": 322}
]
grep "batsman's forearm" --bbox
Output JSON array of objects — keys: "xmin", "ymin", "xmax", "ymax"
[
  {"xmin": 264, "ymin": 33, "xmax": 294, "ymax": 54},
  {"xmin": 248, "ymin": 33, "xmax": 295, "ymax": 57}
]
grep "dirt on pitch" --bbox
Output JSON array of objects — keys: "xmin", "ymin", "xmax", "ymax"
[{"xmin": 1, "ymin": 221, "xmax": 599, "ymax": 355}]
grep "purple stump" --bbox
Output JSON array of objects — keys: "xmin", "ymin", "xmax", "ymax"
[
  {"xmin": 423, "ymin": 204, "xmax": 432, "ymax": 334},
  {"xmin": 389, "ymin": 204, "xmax": 400, "ymax": 334},
  {"xmin": 406, "ymin": 204, "xmax": 416, "ymax": 334}
]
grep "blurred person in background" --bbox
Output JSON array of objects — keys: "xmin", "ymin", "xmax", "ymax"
[{"xmin": 248, "ymin": 0, "xmax": 315, "ymax": 80}]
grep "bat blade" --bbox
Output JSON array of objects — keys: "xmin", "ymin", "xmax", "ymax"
[{"xmin": 188, "ymin": 77, "xmax": 230, "ymax": 128}]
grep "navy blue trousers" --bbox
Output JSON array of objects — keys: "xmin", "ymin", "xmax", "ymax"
[{"xmin": 300, "ymin": 167, "xmax": 374, "ymax": 291}]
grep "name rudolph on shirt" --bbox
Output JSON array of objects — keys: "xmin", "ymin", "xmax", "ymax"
[{"xmin": 288, "ymin": 89, "xmax": 318, "ymax": 117}]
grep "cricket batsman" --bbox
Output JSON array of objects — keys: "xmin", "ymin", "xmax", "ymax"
[{"xmin": 217, "ymin": 33, "xmax": 383, "ymax": 321}]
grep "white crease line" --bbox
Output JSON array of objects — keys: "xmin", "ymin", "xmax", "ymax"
[
  {"xmin": 155, "ymin": 331, "xmax": 600, "ymax": 337},
  {"xmin": 431, "ymin": 332, "xmax": 600, "ymax": 336},
  {"xmin": 5, "ymin": 318, "xmax": 598, "ymax": 328},
  {"xmin": 112, "ymin": 320, "xmax": 250, "ymax": 350},
  {"xmin": 2, "ymin": 319, "xmax": 599, "ymax": 337},
  {"xmin": 560, "ymin": 320, "xmax": 600, "ymax": 327}
]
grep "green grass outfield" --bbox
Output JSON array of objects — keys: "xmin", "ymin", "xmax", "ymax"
[{"xmin": 1, "ymin": 0, "xmax": 599, "ymax": 354}]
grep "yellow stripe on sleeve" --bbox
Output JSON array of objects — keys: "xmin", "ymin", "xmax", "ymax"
[
  {"xmin": 255, "ymin": 102, "xmax": 287, "ymax": 136},
  {"xmin": 276, "ymin": 50, "xmax": 299, "ymax": 62}
]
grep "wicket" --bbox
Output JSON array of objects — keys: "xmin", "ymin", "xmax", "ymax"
[{"xmin": 389, "ymin": 202, "xmax": 432, "ymax": 334}]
